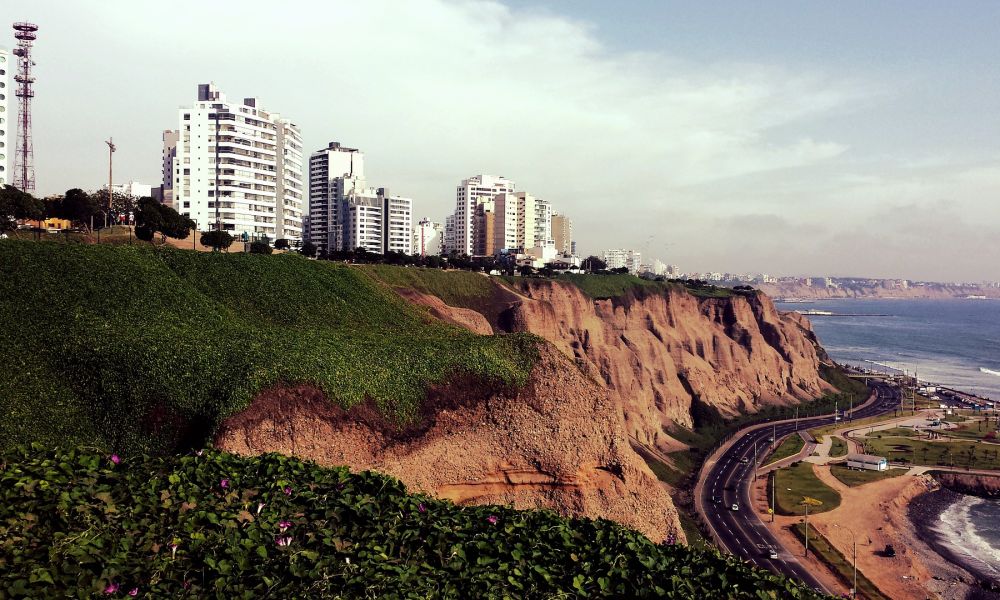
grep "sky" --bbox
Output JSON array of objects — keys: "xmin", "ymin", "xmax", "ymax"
[{"xmin": 4, "ymin": 0, "xmax": 1000, "ymax": 281}]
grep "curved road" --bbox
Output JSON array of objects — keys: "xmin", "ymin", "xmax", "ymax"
[{"xmin": 697, "ymin": 381, "xmax": 902, "ymax": 594}]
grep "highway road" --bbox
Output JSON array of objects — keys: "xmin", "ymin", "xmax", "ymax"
[{"xmin": 697, "ymin": 381, "xmax": 902, "ymax": 594}]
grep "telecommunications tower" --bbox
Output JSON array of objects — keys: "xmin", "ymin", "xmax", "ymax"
[{"xmin": 12, "ymin": 22, "xmax": 38, "ymax": 193}]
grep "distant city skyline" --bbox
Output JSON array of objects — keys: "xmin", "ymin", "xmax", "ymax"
[{"xmin": 5, "ymin": 0, "xmax": 1000, "ymax": 280}]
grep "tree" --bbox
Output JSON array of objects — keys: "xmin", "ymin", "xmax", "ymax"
[
  {"xmin": 201, "ymin": 229, "xmax": 235, "ymax": 251},
  {"xmin": 249, "ymin": 240, "xmax": 273, "ymax": 254},
  {"xmin": 0, "ymin": 185, "xmax": 45, "ymax": 232},
  {"xmin": 92, "ymin": 189, "xmax": 136, "ymax": 226},
  {"xmin": 134, "ymin": 197, "xmax": 194, "ymax": 243},
  {"xmin": 582, "ymin": 255, "xmax": 606, "ymax": 271},
  {"xmin": 54, "ymin": 188, "xmax": 101, "ymax": 231},
  {"xmin": 274, "ymin": 238, "xmax": 290, "ymax": 250},
  {"xmin": 518, "ymin": 265, "xmax": 535, "ymax": 277},
  {"xmin": 299, "ymin": 241, "xmax": 317, "ymax": 258}
]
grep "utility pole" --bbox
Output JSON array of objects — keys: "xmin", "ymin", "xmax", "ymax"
[
  {"xmin": 106, "ymin": 138, "xmax": 116, "ymax": 230},
  {"xmin": 770, "ymin": 474, "xmax": 776, "ymax": 523}
]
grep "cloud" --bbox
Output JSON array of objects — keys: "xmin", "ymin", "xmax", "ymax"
[{"xmin": 11, "ymin": 0, "xmax": 997, "ymax": 280}]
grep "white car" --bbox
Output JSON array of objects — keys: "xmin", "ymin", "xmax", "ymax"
[
  {"xmin": 731, "ymin": 503, "xmax": 739, "ymax": 511},
  {"xmin": 769, "ymin": 548, "xmax": 779, "ymax": 559}
]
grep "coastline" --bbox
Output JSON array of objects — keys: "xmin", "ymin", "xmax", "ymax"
[{"xmin": 908, "ymin": 486, "xmax": 1000, "ymax": 599}]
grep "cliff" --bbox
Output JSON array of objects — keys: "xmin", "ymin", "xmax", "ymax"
[
  {"xmin": 932, "ymin": 472, "xmax": 1000, "ymax": 498},
  {"xmin": 756, "ymin": 281, "xmax": 1000, "ymax": 300},
  {"xmin": 215, "ymin": 344, "xmax": 682, "ymax": 542},
  {"xmin": 402, "ymin": 277, "xmax": 832, "ymax": 456}
]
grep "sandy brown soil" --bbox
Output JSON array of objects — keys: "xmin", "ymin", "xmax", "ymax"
[
  {"xmin": 770, "ymin": 465, "xmax": 983, "ymax": 600},
  {"xmin": 215, "ymin": 344, "xmax": 683, "ymax": 543}
]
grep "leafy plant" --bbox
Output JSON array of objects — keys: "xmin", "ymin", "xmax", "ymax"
[{"xmin": 0, "ymin": 446, "xmax": 829, "ymax": 599}]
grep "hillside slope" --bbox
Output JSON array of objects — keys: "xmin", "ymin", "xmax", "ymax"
[
  {"xmin": 375, "ymin": 270, "xmax": 833, "ymax": 456},
  {"xmin": 0, "ymin": 241, "xmax": 679, "ymax": 542}
]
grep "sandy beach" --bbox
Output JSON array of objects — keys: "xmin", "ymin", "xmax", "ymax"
[{"xmin": 753, "ymin": 464, "xmax": 998, "ymax": 599}]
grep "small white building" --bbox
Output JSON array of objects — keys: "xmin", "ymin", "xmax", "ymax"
[{"xmin": 846, "ymin": 453, "xmax": 888, "ymax": 471}]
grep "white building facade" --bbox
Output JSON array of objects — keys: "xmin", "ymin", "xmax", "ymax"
[
  {"xmin": 453, "ymin": 174, "xmax": 515, "ymax": 256},
  {"xmin": 603, "ymin": 249, "xmax": 642, "ymax": 274},
  {"xmin": 412, "ymin": 217, "xmax": 443, "ymax": 256},
  {"xmin": 167, "ymin": 83, "xmax": 304, "ymax": 242},
  {"xmin": 0, "ymin": 49, "xmax": 8, "ymax": 186},
  {"xmin": 380, "ymin": 188, "xmax": 413, "ymax": 254},
  {"xmin": 308, "ymin": 141, "xmax": 365, "ymax": 254}
]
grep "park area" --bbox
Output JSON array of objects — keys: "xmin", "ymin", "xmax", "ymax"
[{"xmin": 771, "ymin": 463, "xmax": 840, "ymax": 516}]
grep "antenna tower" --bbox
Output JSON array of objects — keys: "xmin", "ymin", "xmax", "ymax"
[{"xmin": 12, "ymin": 22, "xmax": 38, "ymax": 193}]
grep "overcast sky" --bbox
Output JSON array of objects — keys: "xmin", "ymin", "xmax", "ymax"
[{"xmin": 6, "ymin": 0, "xmax": 1000, "ymax": 281}]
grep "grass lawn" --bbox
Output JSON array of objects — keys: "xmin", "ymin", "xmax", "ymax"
[
  {"xmin": 864, "ymin": 436, "xmax": 1000, "ymax": 470},
  {"xmin": 360, "ymin": 264, "xmax": 498, "ymax": 308},
  {"xmin": 766, "ymin": 434, "xmax": 805, "ymax": 465},
  {"xmin": 828, "ymin": 436, "xmax": 848, "ymax": 458},
  {"xmin": 941, "ymin": 422, "xmax": 999, "ymax": 442},
  {"xmin": 773, "ymin": 463, "xmax": 841, "ymax": 515},
  {"xmin": 879, "ymin": 427, "xmax": 918, "ymax": 437},
  {"xmin": 790, "ymin": 523, "xmax": 890, "ymax": 600},
  {"xmin": 829, "ymin": 465, "xmax": 907, "ymax": 487}
]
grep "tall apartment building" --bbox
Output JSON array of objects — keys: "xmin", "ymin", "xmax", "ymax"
[
  {"xmin": 308, "ymin": 141, "xmax": 365, "ymax": 254},
  {"xmin": 0, "ymin": 49, "xmax": 8, "ymax": 186},
  {"xmin": 603, "ymin": 249, "xmax": 642, "ymax": 274},
  {"xmin": 491, "ymin": 193, "xmax": 520, "ymax": 252},
  {"xmin": 412, "ymin": 218, "xmax": 443, "ymax": 256},
  {"xmin": 444, "ymin": 214, "xmax": 456, "ymax": 254},
  {"xmin": 160, "ymin": 130, "xmax": 179, "ymax": 205},
  {"xmin": 379, "ymin": 188, "xmax": 413, "ymax": 254},
  {"xmin": 552, "ymin": 213, "xmax": 572, "ymax": 255},
  {"xmin": 532, "ymin": 195, "xmax": 553, "ymax": 249},
  {"xmin": 343, "ymin": 189, "xmax": 382, "ymax": 253},
  {"xmin": 166, "ymin": 83, "xmax": 304, "ymax": 241},
  {"xmin": 453, "ymin": 174, "xmax": 515, "ymax": 256}
]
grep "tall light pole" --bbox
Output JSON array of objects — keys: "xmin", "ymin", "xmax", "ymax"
[
  {"xmin": 105, "ymin": 138, "xmax": 116, "ymax": 229},
  {"xmin": 834, "ymin": 524, "xmax": 858, "ymax": 598}
]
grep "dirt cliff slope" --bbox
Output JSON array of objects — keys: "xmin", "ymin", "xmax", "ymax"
[
  {"xmin": 215, "ymin": 344, "xmax": 683, "ymax": 543},
  {"xmin": 493, "ymin": 281, "xmax": 833, "ymax": 455}
]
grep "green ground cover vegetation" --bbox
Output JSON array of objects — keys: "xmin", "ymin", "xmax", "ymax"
[
  {"xmin": 360, "ymin": 264, "xmax": 497, "ymax": 308},
  {"xmin": 863, "ymin": 435, "xmax": 1000, "ymax": 470},
  {"xmin": 772, "ymin": 463, "xmax": 841, "ymax": 516},
  {"xmin": 828, "ymin": 437, "xmax": 848, "ymax": 458},
  {"xmin": 828, "ymin": 465, "xmax": 906, "ymax": 487},
  {"xmin": 765, "ymin": 435, "xmax": 805, "ymax": 465},
  {"xmin": 0, "ymin": 446, "xmax": 826, "ymax": 599},
  {"xmin": 0, "ymin": 242, "xmax": 537, "ymax": 454}
]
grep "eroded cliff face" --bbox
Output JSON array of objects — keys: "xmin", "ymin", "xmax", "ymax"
[
  {"xmin": 215, "ymin": 344, "xmax": 683, "ymax": 543},
  {"xmin": 487, "ymin": 281, "xmax": 833, "ymax": 455}
]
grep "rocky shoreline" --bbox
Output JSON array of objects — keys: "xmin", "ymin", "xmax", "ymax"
[{"xmin": 908, "ymin": 487, "xmax": 1000, "ymax": 599}]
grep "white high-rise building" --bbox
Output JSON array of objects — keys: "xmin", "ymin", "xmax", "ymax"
[
  {"xmin": 168, "ymin": 83, "xmax": 304, "ymax": 242},
  {"xmin": 532, "ymin": 196, "xmax": 553, "ymax": 250},
  {"xmin": 603, "ymin": 249, "xmax": 642, "ymax": 274},
  {"xmin": 380, "ymin": 188, "xmax": 413, "ymax": 255},
  {"xmin": 453, "ymin": 174, "xmax": 515, "ymax": 256},
  {"xmin": 412, "ymin": 218, "xmax": 443, "ymax": 256},
  {"xmin": 308, "ymin": 141, "xmax": 365, "ymax": 254},
  {"xmin": 0, "ymin": 48, "xmax": 9, "ymax": 186}
]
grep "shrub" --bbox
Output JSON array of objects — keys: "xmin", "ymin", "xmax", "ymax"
[
  {"xmin": 0, "ymin": 446, "xmax": 827, "ymax": 599},
  {"xmin": 200, "ymin": 230, "xmax": 234, "ymax": 251},
  {"xmin": 274, "ymin": 238, "xmax": 290, "ymax": 250},
  {"xmin": 249, "ymin": 240, "xmax": 273, "ymax": 254}
]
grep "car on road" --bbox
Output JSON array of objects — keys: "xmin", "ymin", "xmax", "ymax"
[
  {"xmin": 731, "ymin": 503, "xmax": 739, "ymax": 511},
  {"xmin": 740, "ymin": 457, "xmax": 749, "ymax": 464},
  {"xmin": 768, "ymin": 548, "xmax": 778, "ymax": 559}
]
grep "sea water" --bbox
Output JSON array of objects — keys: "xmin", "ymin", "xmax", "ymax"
[
  {"xmin": 776, "ymin": 297, "xmax": 1000, "ymax": 578},
  {"xmin": 776, "ymin": 298, "xmax": 1000, "ymax": 400},
  {"xmin": 936, "ymin": 495, "xmax": 1000, "ymax": 581}
]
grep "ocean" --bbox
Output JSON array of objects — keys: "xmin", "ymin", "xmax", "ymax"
[
  {"xmin": 776, "ymin": 298, "xmax": 1000, "ymax": 400},
  {"xmin": 777, "ymin": 297, "xmax": 1000, "ymax": 584}
]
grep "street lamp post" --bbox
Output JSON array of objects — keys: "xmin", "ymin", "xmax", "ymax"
[
  {"xmin": 834, "ymin": 524, "xmax": 858, "ymax": 598},
  {"xmin": 105, "ymin": 138, "xmax": 116, "ymax": 230}
]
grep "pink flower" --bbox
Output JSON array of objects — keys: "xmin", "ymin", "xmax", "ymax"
[
  {"xmin": 110, "ymin": 454, "xmax": 121, "ymax": 465},
  {"xmin": 283, "ymin": 486, "xmax": 292, "ymax": 496},
  {"xmin": 486, "ymin": 515, "xmax": 498, "ymax": 525},
  {"xmin": 128, "ymin": 588, "xmax": 138, "ymax": 597},
  {"xmin": 220, "ymin": 478, "xmax": 230, "ymax": 489},
  {"xmin": 417, "ymin": 503, "xmax": 427, "ymax": 513},
  {"xmin": 278, "ymin": 520, "xmax": 292, "ymax": 533},
  {"xmin": 275, "ymin": 535, "xmax": 293, "ymax": 547},
  {"xmin": 104, "ymin": 583, "xmax": 119, "ymax": 594}
]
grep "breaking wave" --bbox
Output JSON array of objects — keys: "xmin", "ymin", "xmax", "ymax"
[
  {"xmin": 980, "ymin": 367, "xmax": 1000, "ymax": 377},
  {"xmin": 935, "ymin": 495, "xmax": 1000, "ymax": 579}
]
